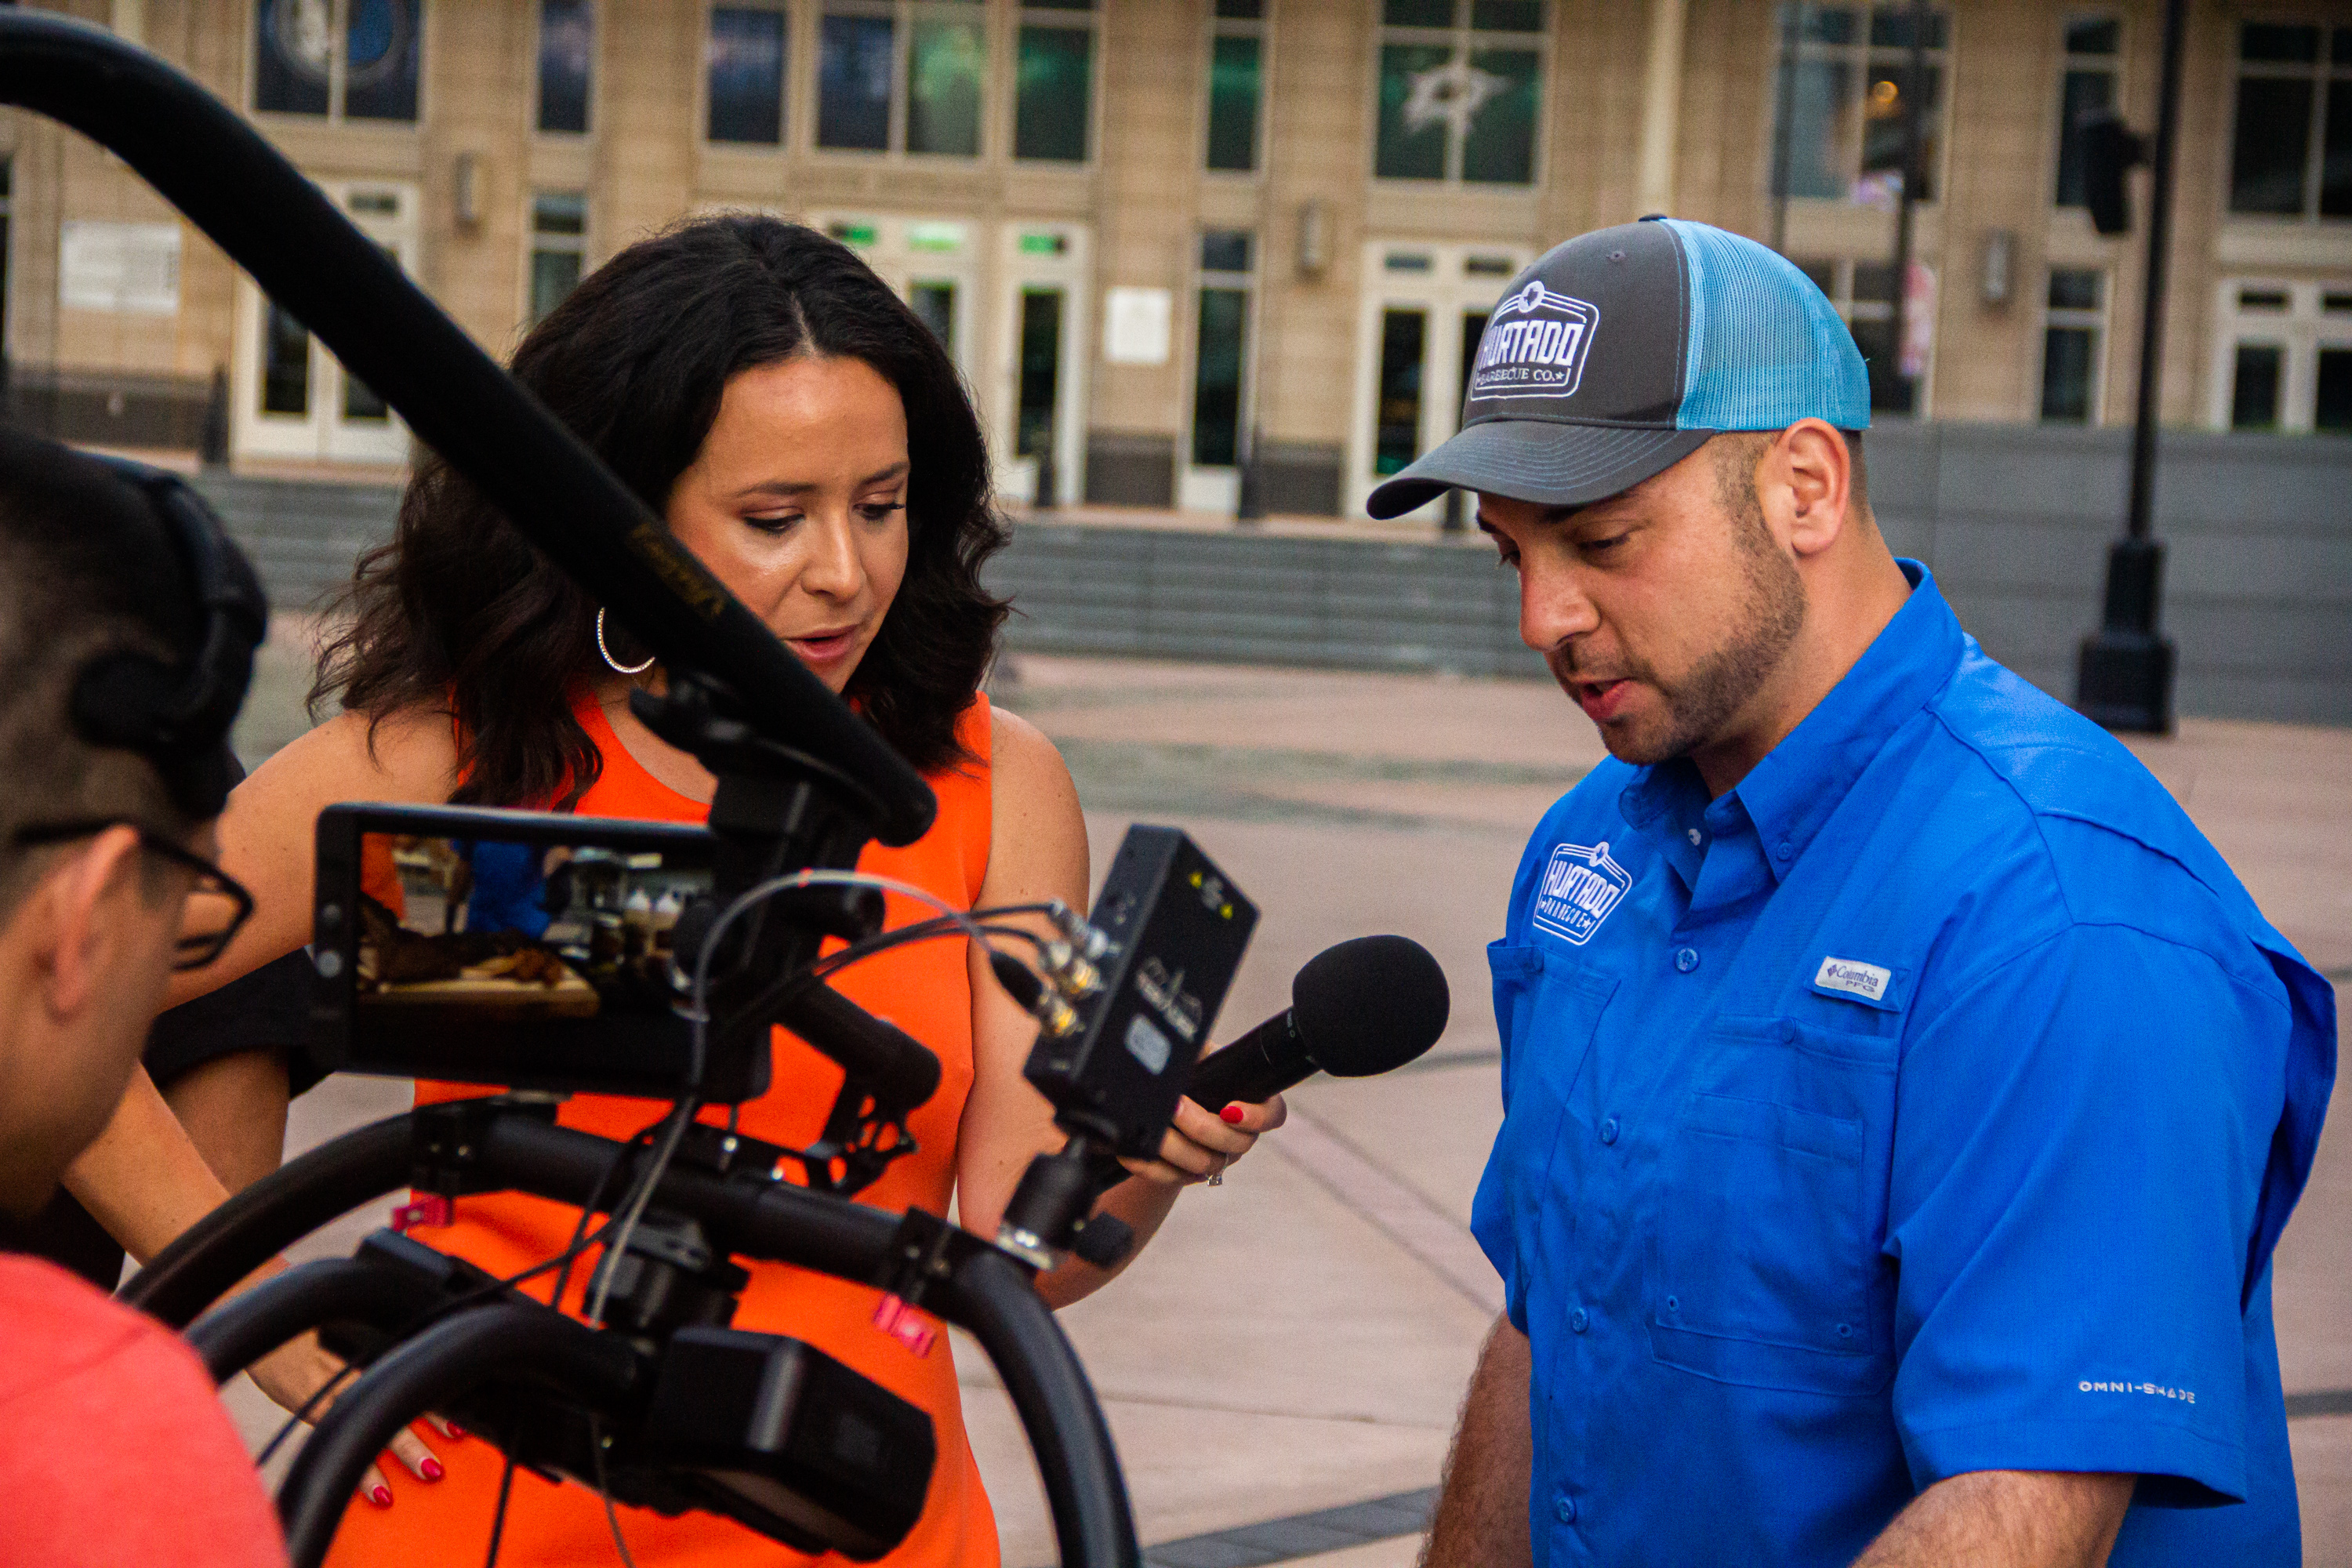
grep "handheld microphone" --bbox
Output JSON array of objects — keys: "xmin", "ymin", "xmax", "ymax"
[{"xmin": 1185, "ymin": 935, "xmax": 1450, "ymax": 1111}]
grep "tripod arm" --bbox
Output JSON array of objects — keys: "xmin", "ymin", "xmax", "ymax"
[
  {"xmin": 125, "ymin": 1107, "xmax": 1142, "ymax": 1568},
  {"xmin": 277, "ymin": 1301, "xmax": 641, "ymax": 1568}
]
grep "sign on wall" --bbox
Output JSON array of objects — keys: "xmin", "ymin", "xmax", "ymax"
[
  {"xmin": 60, "ymin": 221, "xmax": 183, "ymax": 316},
  {"xmin": 1103, "ymin": 285, "xmax": 1173, "ymax": 366}
]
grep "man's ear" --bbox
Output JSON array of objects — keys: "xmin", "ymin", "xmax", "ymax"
[
  {"xmin": 31, "ymin": 826, "xmax": 145, "ymax": 1020},
  {"xmin": 1773, "ymin": 419, "xmax": 1853, "ymax": 559}
]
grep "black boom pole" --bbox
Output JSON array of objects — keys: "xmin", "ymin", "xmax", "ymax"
[
  {"xmin": 2074, "ymin": 0, "xmax": 2187, "ymax": 732},
  {"xmin": 0, "ymin": 12, "xmax": 936, "ymax": 841}
]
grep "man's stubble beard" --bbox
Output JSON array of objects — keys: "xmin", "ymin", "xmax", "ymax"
[{"xmin": 1551, "ymin": 477, "xmax": 1807, "ymax": 767}]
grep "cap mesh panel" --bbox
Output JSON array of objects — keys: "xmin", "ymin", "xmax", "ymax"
[{"xmin": 1664, "ymin": 219, "xmax": 1872, "ymax": 432}]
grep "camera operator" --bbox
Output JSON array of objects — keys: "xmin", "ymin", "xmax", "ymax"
[
  {"xmin": 129, "ymin": 215, "xmax": 1283, "ymax": 1564},
  {"xmin": 1385, "ymin": 222, "xmax": 2334, "ymax": 1567},
  {"xmin": 0, "ymin": 428, "xmax": 285, "ymax": 1566}
]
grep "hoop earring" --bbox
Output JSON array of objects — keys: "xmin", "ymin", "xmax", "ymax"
[{"xmin": 596, "ymin": 608, "xmax": 655, "ymax": 676}]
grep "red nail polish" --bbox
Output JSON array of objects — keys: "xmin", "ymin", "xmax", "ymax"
[
  {"xmin": 419, "ymin": 1458, "xmax": 445, "ymax": 1482},
  {"xmin": 369, "ymin": 1486, "xmax": 393, "ymax": 1508},
  {"xmin": 1220, "ymin": 1105, "xmax": 1245, "ymax": 1125},
  {"xmin": 445, "ymin": 1423, "xmax": 466, "ymax": 1439}
]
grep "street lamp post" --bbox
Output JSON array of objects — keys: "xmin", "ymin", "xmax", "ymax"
[{"xmin": 2074, "ymin": 0, "xmax": 2187, "ymax": 733}]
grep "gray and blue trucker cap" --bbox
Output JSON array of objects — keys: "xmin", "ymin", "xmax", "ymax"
[{"xmin": 1366, "ymin": 217, "xmax": 1871, "ymax": 520}]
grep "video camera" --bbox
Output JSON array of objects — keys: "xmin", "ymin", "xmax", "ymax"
[{"xmin": 0, "ymin": 13, "xmax": 1261, "ymax": 1567}]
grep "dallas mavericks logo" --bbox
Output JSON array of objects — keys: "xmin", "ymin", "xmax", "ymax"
[
  {"xmin": 1470, "ymin": 281, "xmax": 1600, "ymax": 402},
  {"xmin": 1530, "ymin": 840, "xmax": 1630, "ymax": 947}
]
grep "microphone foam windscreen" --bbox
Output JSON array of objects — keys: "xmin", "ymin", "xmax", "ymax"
[{"xmin": 1291, "ymin": 935, "xmax": 1451, "ymax": 1077}]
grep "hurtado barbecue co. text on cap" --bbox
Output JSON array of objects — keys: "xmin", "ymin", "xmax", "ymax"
[{"xmin": 1366, "ymin": 216, "xmax": 1872, "ymax": 520}]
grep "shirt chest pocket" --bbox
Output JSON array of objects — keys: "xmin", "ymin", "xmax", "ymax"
[{"xmin": 1644, "ymin": 1018, "xmax": 1896, "ymax": 1398}]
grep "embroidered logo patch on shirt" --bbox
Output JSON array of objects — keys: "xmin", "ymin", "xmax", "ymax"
[
  {"xmin": 1813, "ymin": 956, "xmax": 1893, "ymax": 1004},
  {"xmin": 1532, "ymin": 840, "xmax": 1631, "ymax": 947}
]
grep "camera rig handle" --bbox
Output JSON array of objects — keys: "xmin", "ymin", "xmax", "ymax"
[
  {"xmin": 125, "ymin": 1102, "xmax": 1141, "ymax": 1568},
  {"xmin": 0, "ymin": 13, "xmax": 935, "ymax": 848}
]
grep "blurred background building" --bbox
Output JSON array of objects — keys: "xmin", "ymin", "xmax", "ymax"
[{"xmin": 6, "ymin": 0, "xmax": 2348, "ymax": 512}]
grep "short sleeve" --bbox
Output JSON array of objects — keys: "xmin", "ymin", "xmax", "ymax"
[
  {"xmin": 1885, "ymin": 922, "xmax": 2291, "ymax": 1506},
  {"xmin": 0, "ymin": 1265, "xmax": 287, "ymax": 1566}
]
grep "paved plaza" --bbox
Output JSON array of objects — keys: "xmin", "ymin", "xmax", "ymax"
[{"xmin": 219, "ymin": 630, "xmax": 2350, "ymax": 1566}]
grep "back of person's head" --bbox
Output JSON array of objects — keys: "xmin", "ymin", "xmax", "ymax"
[
  {"xmin": 321, "ymin": 212, "xmax": 1008, "ymax": 811},
  {"xmin": 0, "ymin": 428, "xmax": 265, "ymax": 1210},
  {"xmin": 0, "ymin": 430, "xmax": 218, "ymax": 913}
]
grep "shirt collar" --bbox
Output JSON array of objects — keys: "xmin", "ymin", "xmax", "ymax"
[
  {"xmin": 1618, "ymin": 561, "xmax": 1962, "ymax": 884},
  {"xmin": 1732, "ymin": 559, "xmax": 1960, "ymax": 878}
]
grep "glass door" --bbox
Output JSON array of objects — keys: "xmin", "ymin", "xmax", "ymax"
[
  {"xmin": 991, "ymin": 223, "xmax": 1088, "ymax": 506},
  {"xmin": 1347, "ymin": 243, "xmax": 1526, "ymax": 519},
  {"xmin": 233, "ymin": 182, "xmax": 417, "ymax": 468}
]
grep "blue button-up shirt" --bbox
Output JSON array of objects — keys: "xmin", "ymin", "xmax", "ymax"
[{"xmin": 1472, "ymin": 564, "xmax": 2336, "ymax": 1566}]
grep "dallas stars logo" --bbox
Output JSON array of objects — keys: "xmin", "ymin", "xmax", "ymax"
[{"xmin": 1402, "ymin": 59, "xmax": 1508, "ymax": 141}]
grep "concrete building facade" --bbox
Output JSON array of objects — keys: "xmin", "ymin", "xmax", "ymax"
[{"xmin": 5, "ymin": 0, "xmax": 2348, "ymax": 517}]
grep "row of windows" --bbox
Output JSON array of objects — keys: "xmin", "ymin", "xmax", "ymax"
[{"xmin": 247, "ymin": 2, "xmax": 2352, "ymax": 216}]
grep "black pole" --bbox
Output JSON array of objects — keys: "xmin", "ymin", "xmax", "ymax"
[
  {"xmin": 1769, "ymin": 2, "xmax": 1801, "ymax": 256},
  {"xmin": 1886, "ymin": 0, "xmax": 1926, "ymax": 413},
  {"xmin": 2074, "ymin": 0, "xmax": 2186, "ymax": 732},
  {"xmin": 1235, "ymin": 422, "xmax": 1265, "ymax": 523}
]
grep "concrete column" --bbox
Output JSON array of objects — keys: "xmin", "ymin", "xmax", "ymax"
[{"xmin": 1634, "ymin": 0, "xmax": 1687, "ymax": 219}]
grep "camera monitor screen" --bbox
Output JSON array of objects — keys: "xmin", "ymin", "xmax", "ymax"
[{"xmin": 311, "ymin": 804, "xmax": 761, "ymax": 1101}]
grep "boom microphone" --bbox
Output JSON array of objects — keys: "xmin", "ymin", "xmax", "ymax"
[{"xmin": 1185, "ymin": 935, "xmax": 1450, "ymax": 1112}]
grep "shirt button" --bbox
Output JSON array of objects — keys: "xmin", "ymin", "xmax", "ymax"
[
  {"xmin": 1773, "ymin": 840, "xmax": 1793, "ymax": 862},
  {"xmin": 1570, "ymin": 1307, "xmax": 1589, "ymax": 1333},
  {"xmin": 1674, "ymin": 947, "xmax": 1700, "ymax": 973},
  {"xmin": 1555, "ymin": 1494, "xmax": 1577, "ymax": 1525},
  {"xmin": 1665, "ymin": 1294, "xmax": 1680, "ymax": 1314},
  {"xmin": 1686, "ymin": 827, "xmax": 1701, "ymax": 845},
  {"xmin": 1599, "ymin": 1116, "xmax": 1620, "ymax": 1145}
]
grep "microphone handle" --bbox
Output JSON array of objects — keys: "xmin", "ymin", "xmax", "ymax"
[{"xmin": 1184, "ymin": 1010, "xmax": 1306, "ymax": 1112}]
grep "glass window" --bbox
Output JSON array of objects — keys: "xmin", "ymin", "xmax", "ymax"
[
  {"xmin": 2316, "ymin": 347, "xmax": 2352, "ymax": 433},
  {"xmin": 908, "ymin": 14, "xmax": 985, "ymax": 155},
  {"xmin": 2229, "ymin": 19, "xmax": 2352, "ymax": 218},
  {"xmin": 815, "ymin": 4, "xmax": 985, "ymax": 158},
  {"xmin": 1376, "ymin": 3, "xmax": 1545, "ymax": 186},
  {"xmin": 1016, "ymin": 23, "xmax": 1093, "ymax": 161},
  {"xmin": 1192, "ymin": 229, "xmax": 1254, "ymax": 468},
  {"xmin": 261, "ymin": 302, "xmax": 310, "ymax": 416},
  {"xmin": 2231, "ymin": 343, "xmax": 2283, "ymax": 427},
  {"xmin": 1200, "ymin": 229, "xmax": 1253, "ymax": 274},
  {"xmin": 1206, "ymin": 33, "xmax": 1263, "ymax": 173},
  {"xmin": 255, "ymin": 0, "xmax": 332, "ymax": 115},
  {"xmin": 345, "ymin": 0, "xmax": 423, "ymax": 121},
  {"xmin": 1769, "ymin": 5, "xmax": 1949, "ymax": 205},
  {"xmin": 909, "ymin": 281, "xmax": 956, "ymax": 348},
  {"xmin": 1374, "ymin": 308, "xmax": 1428, "ymax": 475},
  {"xmin": 528, "ymin": 191, "xmax": 587, "ymax": 325},
  {"xmin": 709, "ymin": 6, "xmax": 786, "ymax": 145},
  {"xmin": 255, "ymin": 0, "xmax": 421, "ymax": 122},
  {"xmin": 1016, "ymin": 289, "xmax": 1064, "ymax": 456},
  {"xmin": 2040, "ymin": 268, "xmax": 2103, "ymax": 423},
  {"xmin": 1192, "ymin": 289, "xmax": 1248, "ymax": 466},
  {"xmin": 2053, "ymin": 16, "xmax": 2119, "ymax": 208},
  {"xmin": 538, "ymin": 0, "xmax": 593, "ymax": 134},
  {"xmin": 818, "ymin": 13, "xmax": 893, "ymax": 149}
]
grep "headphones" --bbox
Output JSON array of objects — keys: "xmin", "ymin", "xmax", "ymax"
[{"xmin": 67, "ymin": 456, "xmax": 268, "ymax": 818}]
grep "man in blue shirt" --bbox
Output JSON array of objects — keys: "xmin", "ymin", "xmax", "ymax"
[{"xmin": 1367, "ymin": 220, "xmax": 2336, "ymax": 1566}]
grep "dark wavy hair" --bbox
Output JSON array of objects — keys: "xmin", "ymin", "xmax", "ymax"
[{"xmin": 315, "ymin": 214, "xmax": 1009, "ymax": 808}]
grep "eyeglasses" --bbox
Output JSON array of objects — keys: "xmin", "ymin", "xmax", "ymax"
[{"xmin": 11, "ymin": 819, "xmax": 256, "ymax": 971}]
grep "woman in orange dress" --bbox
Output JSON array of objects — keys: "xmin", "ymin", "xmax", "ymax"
[{"xmin": 174, "ymin": 215, "xmax": 1285, "ymax": 1564}]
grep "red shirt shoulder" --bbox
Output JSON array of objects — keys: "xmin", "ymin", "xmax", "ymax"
[{"xmin": 0, "ymin": 1257, "xmax": 286, "ymax": 1567}]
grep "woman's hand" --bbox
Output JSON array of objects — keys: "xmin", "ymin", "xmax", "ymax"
[
  {"xmin": 1123, "ymin": 1094, "xmax": 1289, "ymax": 1187},
  {"xmin": 248, "ymin": 1331, "xmax": 459, "ymax": 1508}
]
